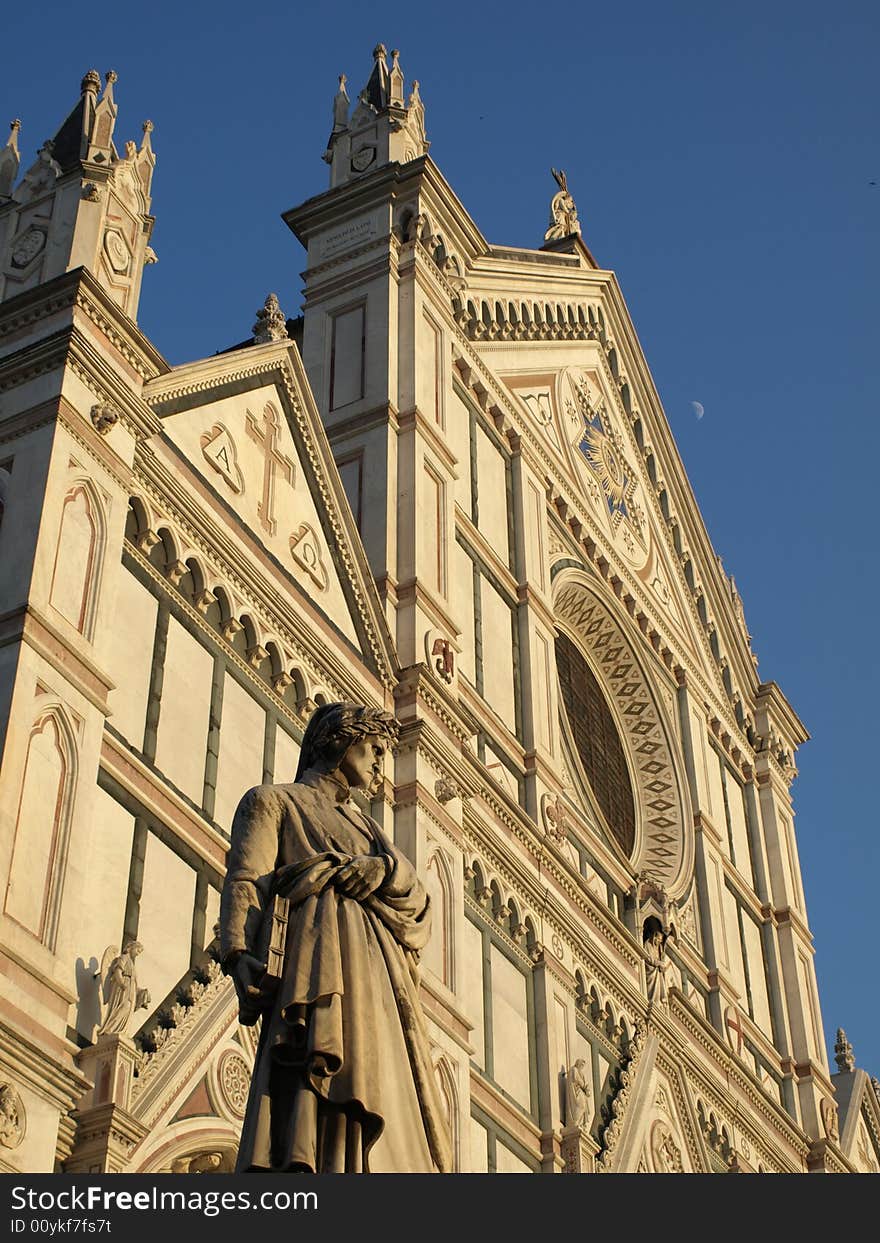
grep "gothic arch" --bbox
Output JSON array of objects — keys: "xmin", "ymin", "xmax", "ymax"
[
  {"xmin": 552, "ymin": 570, "xmax": 693, "ymax": 896},
  {"xmin": 49, "ymin": 477, "xmax": 108, "ymax": 638},
  {"xmin": 424, "ymin": 844, "xmax": 455, "ymax": 990},
  {"xmin": 4, "ymin": 700, "xmax": 79, "ymax": 948},
  {"xmin": 132, "ymin": 1122, "xmax": 240, "ymax": 1173},
  {"xmin": 433, "ymin": 1053, "xmax": 460, "ymax": 1171}
]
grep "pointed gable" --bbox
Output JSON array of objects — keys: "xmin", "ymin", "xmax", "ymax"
[{"xmin": 143, "ymin": 333, "xmax": 396, "ymax": 684}]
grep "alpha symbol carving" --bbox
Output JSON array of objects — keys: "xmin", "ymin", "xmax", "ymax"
[
  {"xmin": 290, "ymin": 523, "xmax": 328, "ymax": 592},
  {"xmin": 245, "ymin": 402, "xmax": 296, "ymax": 535},
  {"xmin": 201, "ymin": 424, "xmax": 244, "ymax": 493}
]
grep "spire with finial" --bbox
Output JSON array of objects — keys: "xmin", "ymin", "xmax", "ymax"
[
  {"xmin": 363, "ymin": 44, "xmax": 390, "ymax": 110},
  {"xmin": 389, "ymin": 49, "xmax": 404, "ymax": 107},
  {"xmin": 253, "ymin": 293, "xmax": 289, "ymax": 344},
  {"xmin": 87, "ymin": 70, "xmax": 119, "ymax": 163},
  {"xmin": 0, "ymin": 120, "xmax": 21, "ymax": 199},
  {"xmin": 322, "ymin": 43, "xmax": 429, "ymax": 187},
  {"xmin": 834, "ymin": 1027, "xmax": 855, "ymax": 1073},
  {"xmin": 0, "ymin": 68, "xmax": 158, "ymax": 319}
]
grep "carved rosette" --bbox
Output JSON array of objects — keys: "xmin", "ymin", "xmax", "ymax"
[{"xmin": 217, "ymin": 1050, "xmax": 251, "ymax": 1120}]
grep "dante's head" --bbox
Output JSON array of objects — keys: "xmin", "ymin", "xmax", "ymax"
[{"xmin": 296, "ymin": 702, "xmax": 399, "ymax": 790}]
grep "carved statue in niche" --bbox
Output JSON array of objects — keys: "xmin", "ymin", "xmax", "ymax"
[
  {"xmin": 642, "ymin": 917, "xmax": 671, "ymax": 1006},
  {"xmin": 219, "ymin": 701, "xmax": 452, "ymax": 1173},
  {"xmin": 564, "ymin": 1058, "xmax": 591, "ymax": 1130},
  {"xmin": 544, "ymin": 168, "xmax": 581, "ymax": 241},
  {"xmin": 95, "ymin": 941, "xmax": 151, "ymax": 1036}
]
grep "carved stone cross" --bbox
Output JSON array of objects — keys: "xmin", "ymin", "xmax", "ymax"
[
  {"xmin": 245, "ymin": 403, "xmax": 295, "ymax": 535},
  {"xmin": 724, "ymin": 1005, "xmax": 745, "ymax": 1057}
]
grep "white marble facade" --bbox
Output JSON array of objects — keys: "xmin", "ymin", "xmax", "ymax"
[{"xmin": 0, "ymin": 49, "xmax": 877, "ymax": 1176}]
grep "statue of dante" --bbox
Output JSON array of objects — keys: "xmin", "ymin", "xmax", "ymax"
[{"xmin": 219, "ymin": 702, "xmax": 452, "ymax": 1173}]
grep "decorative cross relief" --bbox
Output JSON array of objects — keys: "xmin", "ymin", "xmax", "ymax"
[
  {"xmin": 724, "ymin": 1005, "xmax": 745, "ymax": 1058},
  {"xmin": 245, "ymin": 402, "xmax": 295, "ymax": 535}
]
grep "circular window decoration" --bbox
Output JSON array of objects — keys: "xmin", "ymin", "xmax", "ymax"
[
  {"xmin": 555, "ymin": 631, "xmax": 636, "ymax": 856},
  {"xmin": 217, "ymin": 1050, "xmax": 250, "ymax": 1119}
]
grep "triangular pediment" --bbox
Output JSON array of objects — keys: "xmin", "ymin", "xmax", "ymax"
[
  {"xmin": 835, "ymin": 1070, "xmax": 880, "ymax": 1173},
  {"xmin": 143, "ymin": 341, "xmax": 396, "ymax": 684}
]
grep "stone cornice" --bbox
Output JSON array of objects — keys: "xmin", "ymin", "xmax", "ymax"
[
  {"xmin": 0, "ymin": 268, "xmax": 167, "ymax": 380},
  {"xmin": 0, "ymin": 1018, "xmax": 90, "ymax": 1114}
]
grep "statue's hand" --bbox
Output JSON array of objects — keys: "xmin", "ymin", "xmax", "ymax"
[
  {"xmin": 334, "ymin": 855, "xmax": 388, "ymax": 901},
  {"xmin": 230, "ymin": 953, "xmax": 267, "ymax": 1013}
]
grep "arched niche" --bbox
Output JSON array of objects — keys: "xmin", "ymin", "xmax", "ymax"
[
  {"xmin": 4, "ymin": 702, "xmax": 78, "ymax": 947},
  {"xmin": 49, "ymin": 479, "xmax": 107, "ymax": 638},
  {"xmin": 423, "ymin": 845, "xmax": 454, "ymax": 990},
  {"xmin": 553, "ymin": 572, "xmax": 693, "ymax": 896}
]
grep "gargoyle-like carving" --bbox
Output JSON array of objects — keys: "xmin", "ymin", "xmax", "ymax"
[
  {"xmin": 90, "ymin": 403, "xmax": 120, "ymax": 435},
  {"xmin": 434, "ymin": 777, "xmax": 459, "ymax": 805}
]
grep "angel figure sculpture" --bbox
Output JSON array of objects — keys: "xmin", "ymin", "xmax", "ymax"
[
  {"xmin": 544, "ymin": 167, "xmax": 582, "ymax": 241},
  {"xmin": 95, "ymin": 941, "xmax": 151, "ymax": 1037}
]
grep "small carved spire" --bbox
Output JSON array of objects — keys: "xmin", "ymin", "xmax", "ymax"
[
  {"xmin": 102, "ymin": 69, "xmax": 118, "ymax": 103},
  {"xmin": 80, "ymin": 69, "xmax": 101, "ymax": 96},
  {"xmin": 389, "ymin": 48, "xmax": 404, "ymax": 106},
  {"xmin": 834, "ymin": 1027, "xmax": 855, "ymax": 1073},
  {"xmin": 140, "ymin": 119, "xmax": 154, "ymax": 153},
  {"xmin": 0, "ymin": 120, "xmax": 21, "ymax": 198},
  {"xmin": 253, "ymin": 293, "xmax": 289, "ymax": 344},
  {"xmin": 332, "ymin": 75, "xmax": 349, "ymax": 134}
]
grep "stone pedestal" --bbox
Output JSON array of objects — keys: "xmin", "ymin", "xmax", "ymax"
[
  {"xmin": 560, "ymin": 1124, "xmax": 598, "ymax": 1173},
  {"xmin": 65, "ymin": 1034, "xmax": 146, "ymax": 1172}
]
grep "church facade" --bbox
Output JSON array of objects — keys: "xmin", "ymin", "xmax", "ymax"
[{"xmin": 1, "ymin": 48, "xmax": 877, "ymax": 1174}]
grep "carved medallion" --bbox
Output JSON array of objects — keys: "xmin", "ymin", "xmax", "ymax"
[
  {"xmin": 0, "ymin": 1081, "xmax": 26, "ymax": 1149},
  {"xmin": 11, "ymin": 228, "xmax": 45, "ymax": 268},
  {"xmin": 218, "ymin": 1051, "xmax": 250, "ymax": 1120},
  {"xmin": 290, "ymin": 523, "xmax": 329, "ymax": 591},
  {"xmin": 650, "ymin": 1120, "xmax": 683, "ymax": 1173},
  {"xmin": 103, "ymin": 229, "xmax": 131, "ymax": 274},
  {"xmin": 651, "ymin": 1123, "xmax": 686, "ymax": 1168},
  {"xmin": 201, "ymin": 424, "xmax": 244, "ymax": 493}
]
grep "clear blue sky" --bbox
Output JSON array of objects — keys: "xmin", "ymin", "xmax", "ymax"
[{"xmin": 5, "ymin": 2, "xmax": 878, "ymax": 1077}]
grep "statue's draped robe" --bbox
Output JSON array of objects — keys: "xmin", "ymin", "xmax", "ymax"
[{"xmin": 220, "ymin": 771, "xmax": 452, "ymax": 1173}]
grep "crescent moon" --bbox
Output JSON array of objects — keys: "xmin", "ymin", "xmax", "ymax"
[{"xmin": 691, "ymin": 401, "xmax": 704, "ymax": 419}]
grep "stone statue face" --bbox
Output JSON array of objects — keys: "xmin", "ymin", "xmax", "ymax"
[{"xmin": 338, "ymin": 733, "xmax": 386, "ymax": 793}]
